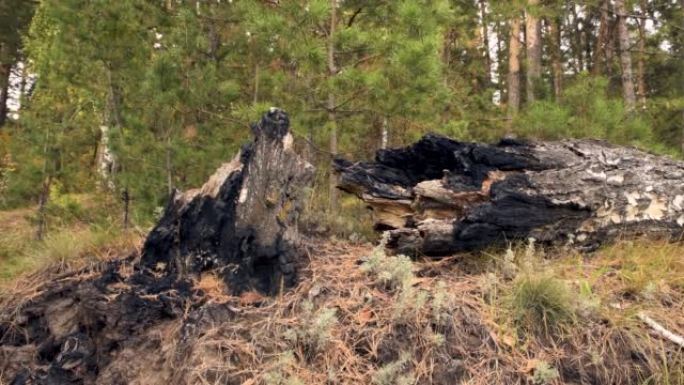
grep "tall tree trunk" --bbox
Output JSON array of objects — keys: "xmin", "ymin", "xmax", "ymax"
[
  {"xmin": 525, "ymin": 0, "xmax": 542, "ymax": 103},
  {"xmin": 549, "ymin": 17, "xmax": 563, "ymax": 101},
  {"xmin": 495, "ymin": 19, "xmax": 506, "ymax": 100},
  {"xmin": 507, "ymin": 17, "xmax": 522, "ymax": 125},
  {"xmin": 570, "ymin": 4, "xmax": 584, "ymax": 73},
  {"xmin": 35, "ymin": 175, "xmax": 52, "ymax": 241},
  {"xmin": 584, "ymin": 8, "xmax": 596, "ymax": 73},
  {"xmin": 479, "ymin": 0, "xmax": 492, "ymax": 87},
  {"xmin": 636, "ymin": 0, "xmax": 648, "ymax": 108},
  {"xmin": 615, "ymin": 0, "xmax": 637, "ymax": 111},
  {"xmin": 0, "ymin": 63, "xmax": 11, "ymax": 128},
  {"xmin": 327, "ymin": 0, "xmax": 338, "ymax": 210},
  {"xmin": 106, "ymin": 66, "xmax": 130, "ymax": 228},
  {"xmin": 593, "ymin": 0, "xmax": 610, "ymax": 76},
  {"xmin": 680, "ymin": 0, "xmax": 684, "ymax": 153}
]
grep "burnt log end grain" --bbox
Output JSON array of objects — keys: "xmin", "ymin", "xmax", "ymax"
[{"xmin": 335, "ymin": 134, "xmax": 684, "ymax": 256}]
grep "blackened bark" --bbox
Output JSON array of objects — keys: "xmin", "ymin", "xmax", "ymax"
[
  {"xmin": 336, "ymin": 134, "xmax": 684, "ymax": 256},
  {"xmin": 142, "ymin": 108, "xmax": 314, "ymax": 294}
]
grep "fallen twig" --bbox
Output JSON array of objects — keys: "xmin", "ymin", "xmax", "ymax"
[{"xmin": 638, "ymin": 312, "xmax": 684, "ymax": 348}]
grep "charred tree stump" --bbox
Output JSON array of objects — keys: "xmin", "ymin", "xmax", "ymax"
[
  {"xmin": 335, "ymin": 135, "xmax": 684, "ymax": 256},
  {"xmin": 142, "ymin": 108, "xmax": 314, "ymax": 294},
  {"xmin": 0, "ymin": 110, "xmax": 314, "ymax": 384}
]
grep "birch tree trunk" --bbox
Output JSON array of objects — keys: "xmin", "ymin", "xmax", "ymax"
[{"xmin": 479, "ymin": 0, "xmax": 492, "ymax": 87}]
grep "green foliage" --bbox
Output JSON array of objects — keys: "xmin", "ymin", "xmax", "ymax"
[
  {"xmin": 262, "ymin": 351, "xmax": 304, "ymax": 385},
  {"xmin": 532, "ymin": 361, "xmax": 560, "ymax": 385},
  {"xmin": 515, "ymin": 75, "xmax": 655, "ymax": 148},
  {"xmin": 361, "ymin": 245, "xmax": 414, "ymax": 291},
  {"xmin": 372, "ymin": 352, "xmax": 414, "ymax": 385},
  {"xmin": 284, "ymin": 301, "xmax": 338, "ymax": 353}
]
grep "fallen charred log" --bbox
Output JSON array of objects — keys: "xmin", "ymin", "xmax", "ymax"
[
  {"xmin": 335, "ymin": 135, "xmax": 684, "ymax": 256},
  {"xmin": 0, "ymin": 109, "xmax": 314, "ymax": 384}
]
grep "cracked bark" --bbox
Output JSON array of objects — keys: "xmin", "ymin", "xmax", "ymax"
[
  {"xmin": 335, "ymin": 135, "xmax": 684, "ymax": 256},
  {"xmin": 142, "ymin": 108, "xmax": 315, "ymax": 294}
]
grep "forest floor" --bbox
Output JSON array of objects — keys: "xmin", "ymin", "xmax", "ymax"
[{"xmin": 1, "ymin": 223, "xmax": 683, "ymax": 384}]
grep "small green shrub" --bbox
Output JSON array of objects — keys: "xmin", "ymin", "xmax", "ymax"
[
  {"xmin": 361, "ymin": 244, "xmax": 432, "ymax": 323},
  {"xmin": 532, "ymin": 360, "xmax": 560, "ymax": 385},
  {"xmin": 361, "ymin": 245, "xmax": 413, "ymax": 291},
  {"xmin": 372, "ymin": 352, "xmax": 414, "ymax": 385},
  {"xmin": 263, "ymin": 351, "xmax": 304, "ymax": 385},
  {"xmin": 285, "ymin": 301, "xmax": 338, "ymax": 353},
  {"xmin": 430, "ymin": 280, "xmax": 450, "ymax": 325}
]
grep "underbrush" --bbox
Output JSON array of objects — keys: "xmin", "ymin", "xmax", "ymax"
[
  {"xmin": 0, "ymin": 194, "xmax": 142, "ymax": 284},
  {"xmin": 0, "ymin": 226, "xmax": 141, "ymax": 283}
]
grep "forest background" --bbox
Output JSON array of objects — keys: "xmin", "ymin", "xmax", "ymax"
[{"xmin": 0, "ymin": 0, "xmax": 683, "ymax": 264}]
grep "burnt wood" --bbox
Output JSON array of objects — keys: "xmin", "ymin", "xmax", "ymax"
[
  {"xmin": 335, "ymin": 134, "xmax": 684, "ymax": 255},
  {"xmin": 142, "ymin": 108, "xmax": 314, "ymax": 293}
]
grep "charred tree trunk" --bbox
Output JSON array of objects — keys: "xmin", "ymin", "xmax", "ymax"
[
  {"xmin": 142, "ymin": 108, "xmax": 314, "ymax": 294},
  {"xmin": 335, "ymin": 135, "xmax": 684, "ymax": 256}
]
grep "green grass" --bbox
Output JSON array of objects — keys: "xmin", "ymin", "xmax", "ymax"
[
  {"xmin": 507, "ymin": 272, "xmax": 577, "ymax": 337},
  {"xmin": 0, "ymin": 225, "xmax": 140, "ymax": 282},
  {"xmin": 0, "ymin": 198, "xmax": 141, "ymax": 284}
]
